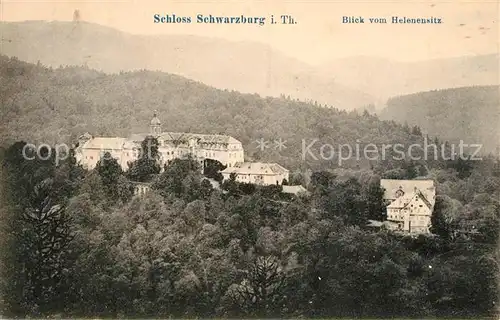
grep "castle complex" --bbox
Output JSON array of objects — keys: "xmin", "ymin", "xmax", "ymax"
[{"xmin": 75, "ymin": 113, "xmax": 289, "ymax": 186}]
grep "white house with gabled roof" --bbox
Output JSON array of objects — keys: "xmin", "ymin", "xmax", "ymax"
[
  {"xmin": 221, "ymin": 162, "xmax": 289, "ymax": 185},
  {"xmin": 381, "ymin": 179, "xmax": 436, "ymax": 234}
]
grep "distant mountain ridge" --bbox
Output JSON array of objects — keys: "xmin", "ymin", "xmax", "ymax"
[
  {"xmin": 318, "ymin": 54, "xmax": 498, "ymax": 102},
  {"xmin": 0, "ymin": 20, "xmax": 374, "ymax": 110},
  {"xmin": 1, "ymin": 20, "xmax": 498, "ymax": 111}
]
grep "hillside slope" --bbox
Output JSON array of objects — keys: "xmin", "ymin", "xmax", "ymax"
[
  {"xmin": 380, "ymin": 86, "xmax": 500, "ymax": 153},
  {"xmin": 0, "ymin": 55, "xmax": 428, "ymax": 170},
  {"xmin": 0, "ymin": 20, "xmax": 373, "ymax": 110},
  {"xmin": 318, "ymin": 55, "xmax": 499, "ymax": 101}
]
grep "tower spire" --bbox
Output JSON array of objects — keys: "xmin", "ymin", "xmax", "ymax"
[{"xmin": 150, "ymin": 110, "xmax": 162, "ymax": 136}]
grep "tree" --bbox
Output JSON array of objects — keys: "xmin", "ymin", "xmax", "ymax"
[
  {"xmin": 310, "ymin": 171, "xmax": 335, "ymax": 190},
  {"xmin": 411, "ymin": 125, "xmax": 422, "ymax": 136},
  {"xmin": 73, "ymin": 9, "xmax": 81, "ymax": 22},
  {"xmin": 447, "ymin": 156, "xmax": 475, "ymax": 179},
  {"xmin": 96, "ymin": 152, "xmax": 123, "ymax": 200},
  {"xmin": 258, "ymin": 184, "xmax": 283, "ymax": 200},
  {"xmin": 153, "ymin": 157, "xmax": 200, "ymax": 197},
  {"xmin": 288, "ymin": 171, "xmax": 305, "ymax": 186},
  {"xmin": 238, "ymin": 182, "xmax": 256, "ymax": 195},
  {"xmin": 127, "ymin": 136, "xmax": 161, "ymax": 182},
  {"xmin": 418, "ymin": 164, "xmax": 428, "ymax": 177},
  {"xmin": 200, "ymin": 179, "xmax": 214, "ymax": 200},
  {"xmin": 222, "ymin": 173, "xmax": 240, "ymax": 197},
  {"xmin": 12, "ymin": 178, "xmax": 74, "ymax": 315},
  {"xmin": 203, "ymin": 159, "xmax": 226, "ymax": 182},
  {"xmin": 224, "ymin": 255, "xmax": 285, "ymax": 317},
  {"xmin": 116, "ymin": 175, "xmax": 134, "ymax": 203},
  {"xmin": 364, "ymin": 183, "xmax": 386, "ymax": 221},
  {"xmin": 430, "ymin": 195, "xmax": 460, "ymax": 239},
  {"xmin": 401, "ymin": 161, "xmax": 418, "ymax": 179},
  {"xmin": 317, "ymin": 177, "xmax": 367, "ymax": 226}
]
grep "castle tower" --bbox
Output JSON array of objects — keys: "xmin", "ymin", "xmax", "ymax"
[{"xmin": 150, "ymin": 111, "xmax": 162, "ymax": 136}]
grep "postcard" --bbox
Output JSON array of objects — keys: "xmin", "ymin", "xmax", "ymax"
[{"xmin": 0, "ymin": 1, "xmax": 498, "ymax": 318}]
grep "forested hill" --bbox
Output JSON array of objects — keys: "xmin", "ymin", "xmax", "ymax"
[
  {"xmin": 0, "ymin": 21, "xmax": 373, "ymax": 110},
  {"xmin": 380, "ymin": 86, "xmax": 500, "ymax": 153},
  {"xmin": 1, "ymin": 56, "xmax": 500, "ymax": 319},
  {"xmin": 1, "ymin": 55, "xmax": 427, "ymax": 171}
]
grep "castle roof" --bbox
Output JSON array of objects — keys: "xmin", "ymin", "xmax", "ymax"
[
  {"xmin": 387, "ymin": 191, "xmax": 433, "ymax": 211},
  {"xmin": 128, "ymin": 131, "xmax": 241, "ymax": 145},
  {"xmin": 381, "ymin": 179, "xmax": 436, "ymax": 207},
  {"xmin": 221, "ymin": 162, "xmax": 289, "ymax": 175},
  {"xmin": 282, "ymin": 185, "xmax": 308, "ymax": 195},
  {"xmin": 81, "ymin": 137, "xmax": 127, "ymax": 150},
  {"xmin": 160, "ymin": 132, "xmax": 241, "ymax": 144},
  {"xmin": 387, "ymin": 193, "xmax": 416, "ymax": 209}
]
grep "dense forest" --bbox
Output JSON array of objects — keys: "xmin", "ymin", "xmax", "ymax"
[
  {"xmin": 380, "ymin": 86, "xmax": 500, "ymax": 154},
  {"xmin": 1, "ymin": 142, "xmax": 499, "ymax": 318},
  {"xmin": 0, "ymin": 56, "xmax": 499, "ymax": 318}
]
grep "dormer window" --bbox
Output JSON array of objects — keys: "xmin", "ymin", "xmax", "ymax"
[{"xmin": 395, "ymin": 187, "xmax": 405, "ymax": 198}]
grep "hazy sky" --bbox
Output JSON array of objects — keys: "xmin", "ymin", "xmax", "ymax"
[{"xmin": 1, "ymin": 0, "xmax": 498, "ymax": 65}]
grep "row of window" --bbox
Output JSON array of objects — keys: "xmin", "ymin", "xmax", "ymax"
[
  {"xmin": 98, "ymin": 149, "xmax": 242, "ymax": 160},
  {"xmin": 123, "ymin": 150, "xmax": 230, "ymax": 158},
  {"xmin": 85, "ymin": 151, "xmax": 241, "ymax": 167},
  {"xmin": 236, "ymin": 174, "xmax": 262, "ymax": 180},
  {"xmin": 388, "ymin": 213, "xmax": 428, "ymax": 221},
  {"xmin": 389, "ymin": 214, "xmax": 405, "ymax": 220},
  {"xmin": 156, "ymin": 140, "xmax": 242, "ymax": 149}
]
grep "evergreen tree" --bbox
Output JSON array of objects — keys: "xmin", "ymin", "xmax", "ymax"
[
  {"xmin": 96, "ymin": 152, "xmax": 123, "ymax": 200},
  {"xmin": 127, "ymin": 136, "xmax": 161, "ymax": 182}
]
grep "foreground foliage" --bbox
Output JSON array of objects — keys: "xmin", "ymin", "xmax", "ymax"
[{"xmin": 1, "ymin": 142, "xmax": 498, "ymax": 318}]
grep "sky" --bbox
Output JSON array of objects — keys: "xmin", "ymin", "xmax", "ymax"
[{"xmin": 0, "ymin": 0, "xmax": 498, "ymax": 65}]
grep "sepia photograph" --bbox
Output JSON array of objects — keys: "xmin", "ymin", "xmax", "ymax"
[{"xmin": 0, "ymin": 0, "xmax": 499, "ymax": 318}]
